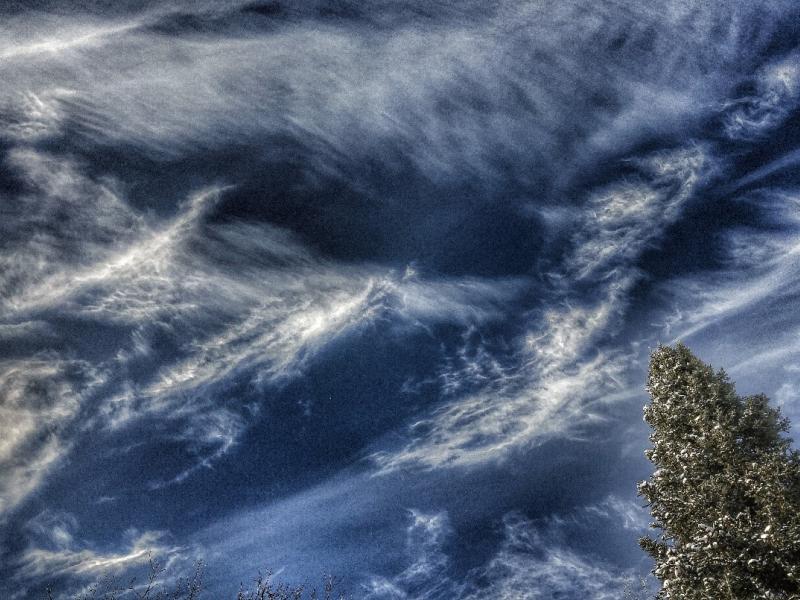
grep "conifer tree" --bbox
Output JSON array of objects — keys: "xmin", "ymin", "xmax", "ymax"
[{"xmin": 639, "ymin": 344, "xmax": 800, "ymax": 599}]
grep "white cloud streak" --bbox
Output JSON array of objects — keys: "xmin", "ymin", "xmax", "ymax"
[
  {"xmin": 0, "ymin": 146, "xmax": 523, "ymax": 500},
  {"xmin": 369, "ymin": 36, "xmax": 800, "ymax": 473},
  {"xmin": 17, "ymin": 528, "xmax": 180, "ymax": 585},
  {"xmin": 654, "ymin": 189, "xmax": 800, "ymax": 437},
  {"xmin": 12, "ymin": 509, "xmax": 193, "ymax": 599},
  {"xmin": 363, "ymin": 510, "xmax": 453, "ymax": 600},
  {"xmin": 374, "ymin": 146, "xmax": 711, "ymax": 471},
  {"xmin": 660, "ymin": 190, "xmax": 800, "ymax": 343},
  {"xmin": 0, "ymin": 1, "xmax": 787, "ymax": 178},
  {"xmin": 0, "ymin": 359, "xmax": 103, "ymax": 517},
  {"xmin": 0, "ymin": 149, "xmax": 144, "ymax": 315},
  {"xmin": 363, "ymin": 499, "xmax": 650, "ymax": 600},
  {"xmin": 1, "ymin": 3, "xmax": 799, "ymax": 590},
  {"xmin": 459, "ymin": 513, "xmax": 634, "ymax": 600},
  {"xmin": 722, "ymin": 50, "xmax": 800, "ymax": 140},
  {"xmin": 0, "ymin": 2, "xmax": 794, "ymax": 493}
]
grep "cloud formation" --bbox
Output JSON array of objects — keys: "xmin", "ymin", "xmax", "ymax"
[
  {"xmin": 362, "ymin": 495, "xmax": 650, "ymax": 600},
  {"xmin": 374, "ymin": 146, "xmax": 712, "ymax": 471},
  {"xmin": 0, "ymin": 359, "xmax": 102, "ymax": 516},
  {"xmin": 1, "ymin": 0, "xmax": 800, "ymax": 597},
  {"xmin": 0, "ymin": 142, "xmax": 525, "ymax": 521}
]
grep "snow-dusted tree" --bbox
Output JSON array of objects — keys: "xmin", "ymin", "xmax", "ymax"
[{"xmin": 638, "ymin": 344, "xmax": 800, "ymax": 599}]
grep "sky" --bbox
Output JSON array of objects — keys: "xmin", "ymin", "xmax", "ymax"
[{"xmin": 1, "ymin": 1, "xmax": 799, "ymax": 598}]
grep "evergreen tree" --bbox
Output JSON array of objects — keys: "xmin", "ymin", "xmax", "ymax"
[{"xmin": 638, "ymin": 344, "xmax": 800, "ymax": 599}]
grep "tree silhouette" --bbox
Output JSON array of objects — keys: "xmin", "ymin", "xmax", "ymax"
[{"xmin": 43, "ymin": 557, "xmax": 345, "ymax": 600}]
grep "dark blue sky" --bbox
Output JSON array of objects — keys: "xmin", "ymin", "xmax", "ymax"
[{"xmin": 1, "ymin": 1, "xmax": 799, "ymax": 598}]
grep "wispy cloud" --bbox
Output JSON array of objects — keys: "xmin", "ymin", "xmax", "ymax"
[
  {"xmin": 0, "ymin": 149, "xmax": 144, "ymax": 315},
  {"xmin": 362, "ymin": 510, "xmax": 453, "ymax": 600},
  {"xmin": 18, "ymin": 529, "xmax": 178, "ymax": 580},
  {"xmin": 0, "ymin": 146, "xmax": 523, "ymax": 501},
  {"xmin": 653, "ymin": 188, "xmax": 800, "ymax": 437},
  {"xmin": 0, "ymin": 359, "xmax": 103, "ymax": 517},
  {"xmin": 566, "ymin": 147, "xmax": 709, "ymax": 282},
  {"xmin": 0, "ymin": 0, "xmax": 783, "ymax": 179},
  {"xmin": 722, "ymin": 50, "xmax": 800, "ymax": 140},
  {"xmin": 1, "ymin": 1, "xmax": 799, "ymax": 595},
  {"xmin": 13, "ymin": 510, "xmax": 191, "ymax": 600},
  {"xmin": 460, "ymin": 513, "xmax": 635, "ymax": 600},
  {"xmin": 659, "ymin": 190, "xmax": 800, "ymax": 343},
  {"xmin": 362, "ymin": 498, "xmax": 650, "ymax": 600},
  {"xmin": 374, "ymin": 146, "xmax": 711, "ymax": 471}
]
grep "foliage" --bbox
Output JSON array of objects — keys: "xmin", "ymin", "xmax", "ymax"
[
  {"xmin": 46, "ymin": 555, "xmax": 203, "ymax": 600},
  {"xmin": 622, "ymin": 576, "xmax": 652, "ymax": 599},
  {"xmin": 639, "ymin": 344, "xmax": 800, "ymax": 599},
  {"xmin": 236, "ymin": 572, "xmax": 344, "ymax": 600},
  {"xmin": 44, "ymin": 556, "xmax": 345, "ymax": 600}
]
